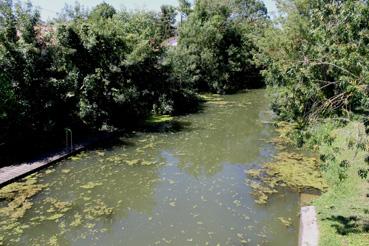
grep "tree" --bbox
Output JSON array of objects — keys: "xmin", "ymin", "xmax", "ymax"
[
  {"xmin": 0, "ymin": 1, "xmax": 200, "ymax": 150},
  {"xmin": 0, "ymin": 0, "xmax": 17, "ymax": 42},
  {"xmin": 232, "ymin": 0, "xmax": 268, "ymax": 21},
  {"xmin": 57, "ymin": 1, "xmax": 89, "ymax": 22},
  {"xmin": 257, "ymin": 0, "xmax": 369, "ymax": 123},
  {"xmin": 169, "ymin": 0, "xmax": 267, "ymax": 93},
  {"xmin": 89, "ymin": 2, "xmax": 116, "ymax": 21},
  {"xmin": 159, "ymin": 5, "xmax": 177, "ymax": 39},
  {"xmin": 178, "ymin": 0, "xmax": 191, "ymax": 22}
]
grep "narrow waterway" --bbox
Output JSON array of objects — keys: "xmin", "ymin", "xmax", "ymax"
[{"xmin": 0, "ymin": 89, "xmax": 300, "ymax": 245}]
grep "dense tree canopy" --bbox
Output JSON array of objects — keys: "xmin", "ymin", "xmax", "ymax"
[
  {"xmin": 0, "ymin": 0, "xmax": 267, "ymax": 149},
  {"xmin": 258, "ymin": 0, "xmax": 369, "ymax": 125},
  {"xmin": 169, "ymin": 0, "xmax": 268, "ymax": 94},
  {"xmin": 88, "ymin": 2, "xmax": 116, "ymax": 20},
  {"xmin": 0, "ymin": 1, "xmax": 199, "ymax": 147},
  {"xmin": 178, "ymin": 0, "xmax": 192, "ymax": 21}
]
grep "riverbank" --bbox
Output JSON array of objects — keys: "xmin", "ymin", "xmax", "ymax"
[
  {"xmin": 280, "ymin": 120, "xmax": 369, "ymax": 245},
  {"xmin": 306, "ymin": 121, "xmax": 369, "ymax": 245},
  {"xmin": 247, "ymin": 118, "xmax": 369, "ymax": 245}
]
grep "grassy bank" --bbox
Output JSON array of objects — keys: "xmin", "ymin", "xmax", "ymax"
[
  {"xmin": 302, "ymin": 121, "xmax": 369, "ymax": 245},
  {"xmin": 247, "ymin": 119, "xmax": 369, "ymax": 245}
]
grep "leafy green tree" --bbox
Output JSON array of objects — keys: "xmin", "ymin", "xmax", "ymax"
[
  {"xmin": 0, "ymin": 0, "xmax": 17, "ymax": 42},
  {"xmin": 257, "ymin": 0, "xmax": 369, "ymax": 124},
  {"xmin": 159, "ymin": 5, "xmax": 177, "ymax": 39},
  {"xmin": 0, "ymin": 1, "xmax": 200, "ymax": 149},
  {"xmin": 0, "ymin": 1, "xmax": 76, "ymax": 147},
  {"xmin": 88, "ymin": 2, "xmax": 116, "ymax": 20},
  {"xmin": 178, "ymin": 0, "xmax": 192, "ymax": 22},
  {"xmin": 232, "ymin": 0, "xmax": 267, "ymax": 21},
  {"xmin": 169, "ymin": 0, "xmax": 267, "ymax": 94},
  {"xmin": 57, "ymin": 1, "xmax": 89, "ymax": 22}
]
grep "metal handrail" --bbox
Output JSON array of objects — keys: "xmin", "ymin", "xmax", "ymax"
[{"xmin": 65, "ymin": 128, "xmax": 73, "ymax": 151}]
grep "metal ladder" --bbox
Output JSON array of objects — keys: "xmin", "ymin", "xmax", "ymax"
[{"xmin": 65, "ymin": 128, "xmax": 73, "ymax": 152}]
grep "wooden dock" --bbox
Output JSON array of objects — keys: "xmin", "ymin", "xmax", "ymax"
[{"xmin": 0, "ymin": 145, "xmax": 85, "ymax": 188}]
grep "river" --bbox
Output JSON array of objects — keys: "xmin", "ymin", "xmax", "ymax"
[{"xmin": 0, "ymin": 89, "xmax": 300, "ymax": 245}]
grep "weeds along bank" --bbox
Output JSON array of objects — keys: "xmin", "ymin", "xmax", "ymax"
[
  {"xmin": 306, "ymin": 121, "xmax": 369, "ymax": 245},
  {"xmin": 0, "ymin": 0, "xmax": 267, "ymax": 157},
  {"xmin": 257, "ymin": 1, "xmax": 369, "ymax": 244}
]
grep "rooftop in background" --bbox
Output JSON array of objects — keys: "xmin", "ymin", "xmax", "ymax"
[
  {"xmin": 29, "ymin": 0, "xmax": 278, "ymax": 21},
  {"xmin": 166, "ymin": 37, "xmax": 178, "ymax": 47}
]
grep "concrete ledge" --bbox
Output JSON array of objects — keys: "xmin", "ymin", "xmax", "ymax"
[{"xmin": 299, "ymin": 206, "xmax": 319, "ymax": 246}]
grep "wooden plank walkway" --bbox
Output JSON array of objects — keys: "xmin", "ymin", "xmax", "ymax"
[
  {"xmin": 0, "ymin": 132, "xmax": 115, "ymax": 188},
  {"xmin": 0, "ymin": 144, "xmax": 85, "ymax": 188}
]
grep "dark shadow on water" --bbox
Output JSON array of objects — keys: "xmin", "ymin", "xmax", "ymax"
[
  {"xmin": 77, "ymin": 119, "xmax": 194, "ymax": 153},
  {"xmin": 0, "ymin": 129, "xmax": 98, "ymax": 167},
  {"xmin": 326, "ymin": 215, "xmax": 369, "ymax": 235},
  {"xmin": 87, "ymin": 135, "xmax": 136, "ymax": 152},
  {"xmin": 0, "ymin": 116, "xmax": 194, "ymax": 168},
  {"xmin": 141, "ymin": 120, "xmax": 193, "ymax": 133}
]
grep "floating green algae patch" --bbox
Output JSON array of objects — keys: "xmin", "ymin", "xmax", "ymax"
[
  {"xmin": 247, "ymin": 121, "xmax": 327, "ymax": 205},
  {"xmin": 199, "ymin": 93, "xmax": 237, "ymax": 107},
  {"xmin": 80, "ymin": 182, "xmax": 102, "ymax": 189},
  {"xmin": 0, "ymin": 91, "xmax": 302, "ymax": 245},
  {"xmin": 266, "ymin": 152, "xmax": 327, "ymax": 190},
  {"xmin": 83, "ymin": 199, "xmax": 113, "ymax": 219},
  {"xmin": 0, "ymin": 173, "xmax": 50, "ymax": 244},
  {"xmin": 198, "ymin": 93, "xmax": 223, "ymax": 102},
  {"xmin": 105, "ymin": 154, "xmax": 160, "ymax": 167},
  {"xmin": 146, "ymin": 115, "xmax": 174, "ymax": 124},
  {"xmin": 0, "ymin": 174, "xmax": 47, "ymax": 220},
  {"xmin": 247, "ymin": 151, "xmax": 327, "ymax": 204},
  {"xmin": 0, "ymin": 169, "xmax": 115, "ymax": 244},
  {"xmin": 269, "ymin": 121, "xmax": 298, "ymax": 147},
  {"xmin": 278, "ymin": 217, "xmax": 293, "ymax": 227},
  {"xmin": 68, "ymin": 151, "xmax": 89, "ymax": 161}
]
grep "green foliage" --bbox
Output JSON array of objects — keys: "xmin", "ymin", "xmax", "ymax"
[
  {"xmin": 169, "ymin": 0, "xmax": 267, "ymax": 94},
  {"xmin": 55, "ymin": 8, "xmax": 199, "ymax": 128},
  {"xmin": 256, "ymin": 3, "xmax": 369, "ymax": 243},
  {"xmin": 258, "ymin": 0, "xmax": 369, "ymax": 123},
  {"xmin": 0, "ymin": 2, "xmax": 198, "ymax": 147},
  {"xmin": 0, "ymin": 0, "xmax": 61, "ymax": 143},
  {"xmin": 159, "ymin": 5, "xmax": 177, "ymax": 40},
  {"xmin": 88, "ymin": 3, "xmax": 116, "ymax": 20},
  {"xmin": 308, "ymin": 121, "xmax": 369, "ymax": 245},
  {"xmin": 0, "ymin": 0, "xmax": 17, "ymax": 42},
  {"xmin": 178, "ymin": 0, "xmax": 192, "ymax": 20},
  {"xmin": 0, "ymin": 0, "xmax": 270, "ymax": 150}
]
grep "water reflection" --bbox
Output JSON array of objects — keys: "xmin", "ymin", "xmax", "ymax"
[
  {"xmin": 172, "ymin": 93, "xmax": 275, "ymax": 177},
  {"xmin": 0, "ymin": 90, "xmax": 299, "ymax": 246}
]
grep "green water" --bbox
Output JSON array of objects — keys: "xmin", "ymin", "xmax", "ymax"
[{"xmin": 1, "ymin": 90, "xmax": 299, "ymax": 245}]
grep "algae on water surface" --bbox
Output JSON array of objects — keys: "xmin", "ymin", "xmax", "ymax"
[
  {"xmin": 247, "ymin": 122, "xmax": 327, "ymax": 204},
  {"xmin": 0, "ymin": 173, "xmax": 49, "ymax": 244},
  {"xmin": 0, "ymin": 174, "xmax": 47, "ymax": 220},
  {"xmin": 0, "ymin": 91, "xmax": 301, "ymax": 245}
]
